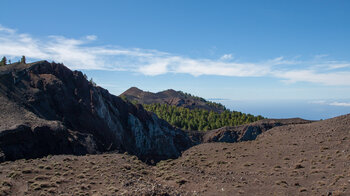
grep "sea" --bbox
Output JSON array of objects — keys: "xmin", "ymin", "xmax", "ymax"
[{"xmin": 216, "ymin": 99, "xmax": 350, "ymax": 121}]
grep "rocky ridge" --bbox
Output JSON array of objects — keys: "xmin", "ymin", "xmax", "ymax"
[
  {"xmin": 120, "ymin": 87, "xmax": 226, "ymax": 113},
  {"xmin": 0, "ymin": 61, "xmax": 192, "ymax": 163}
]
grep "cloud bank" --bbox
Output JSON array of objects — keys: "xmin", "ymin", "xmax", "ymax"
[
  {"xmin": 1, "ymin": 25, "xmax": 350, "ymax": 86},
  {"xmin": 329, "ymin": 102, "xmax": 350, "ymax": 107},
  {"xmin": 310, "ymin": 100, "xmax": 350, "ymax": 107}
]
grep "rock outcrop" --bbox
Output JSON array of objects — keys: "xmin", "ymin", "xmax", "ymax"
[
  {"xmin": 202, "ymin": 118, "xmax": 312, "ymax": 143},
  {"xmin": 0, "ymin": 61, "xmax": 193, "ymax": 163}
]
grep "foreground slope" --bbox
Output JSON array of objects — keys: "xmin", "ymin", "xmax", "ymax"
[
  {"xmin": 0, "ymin": 114, "xmax": 349, "ymax": 195},
  {"xmin": 0, "ymin": 61, "xmax": 192, "ymax": 163},
  {"xmin": 166, "ymin": 114, "xmax": 350, "ymax": 195}
]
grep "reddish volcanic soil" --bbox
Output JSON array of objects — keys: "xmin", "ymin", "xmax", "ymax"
[{"xmin": 1, "ymin": 114, "xmax": 350, "ymax": 196}]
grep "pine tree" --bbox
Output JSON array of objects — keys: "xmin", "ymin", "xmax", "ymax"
[
  {"xmin": 20, "ymin": 56, "xmax": 26, "ymax": 64},
  {"xmin": 143, "ymin": 103, "xmax": 264, "ymax": 131},
  {"xmin": 89, "ymin": 78, "xmax": 97, "ymax": 86},
  {"xmin": 0, "ymin": 56, "xmax": 7, "ymax": 66}
]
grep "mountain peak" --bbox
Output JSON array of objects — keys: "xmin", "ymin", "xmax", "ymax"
[
  {"xmin": 120, "ymin": 87, "xmax": 226, "ymax": 112},
  {"xmin": 124, "ymin": 86, "xmax": 143, "ymax": 94}
]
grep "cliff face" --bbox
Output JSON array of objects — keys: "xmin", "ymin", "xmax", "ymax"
[{"xmin": 0, "ymin": 61, "xmax": 192, "ymax": 163}]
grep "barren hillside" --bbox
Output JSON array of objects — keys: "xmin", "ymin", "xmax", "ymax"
[{"xmin": 1, "ymin": 114, "xmax": 349, "ymax": 195}]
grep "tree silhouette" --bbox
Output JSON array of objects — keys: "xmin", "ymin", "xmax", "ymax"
[
  {"xmin": 0, "ymin": 56, "xmax": 7, "ymax": 66},
  {"xmin": 20, "ymin": 56, "xmax": 26, "ymax": 64}
]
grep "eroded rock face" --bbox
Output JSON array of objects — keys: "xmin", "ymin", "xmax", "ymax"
[
  {"xmin": 203, "ymin": 118, "xmax": 313, "ymax": 143},
  {"xmin": 0, "ymin": 123, "xmax": 97, "ymax": 161},
  {"xmin": 0, "ymin": 61, "xmax": 193, "ymax": 163}
]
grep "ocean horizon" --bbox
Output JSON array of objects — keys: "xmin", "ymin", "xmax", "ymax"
[{"xmin": 217, "ymin": 99, "xmax": 350, "ymax": 121}]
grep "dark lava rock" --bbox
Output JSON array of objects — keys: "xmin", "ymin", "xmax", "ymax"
[
  {"xmin": 203, "ymin": 118, "xmax": 312, "ymax": 143},
  {"xmin": 0, "ymin": 61, "xmax": 193, "ymax": 163}
]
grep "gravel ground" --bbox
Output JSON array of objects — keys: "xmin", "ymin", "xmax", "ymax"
[{"xmin": 1, "ymin": 114, "xmax": 349, "ymax": 196}]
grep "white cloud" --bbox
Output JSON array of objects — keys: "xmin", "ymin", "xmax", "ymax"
[
  {"xmin": 138, "ymin": 59, "xmax": 169, "ymax": 76},
  {"xmin": 86, "ymin": 35, "xmax": 97, "ymax": 41},
  {"xmin": 314, "ymin": 54, "xmax": 329, "ymax": 59},
  {"xmin": 275, "ymin": 70, "xmax": 350, "ymax": 86},
  {"xmin": 1, "ymin": 25, "xmax": 350, "ymax": 86},
  {"xmin": 0, "ymin": 24, "xmax": 16, "ymax": 33},
  {"xmin": 220, "ymin": 54, "xmax": 233, "ymax": 61},
  {"xmin": 310, "ymin": 100, "xmax": 350, "ymax": 107},
  {"xmin": 329, "ymin": 102, "xmax": 350, "ymax": 107},
  {"xmin": 326, "ymin": 63, "xmax": 350, "ymax": 70}
]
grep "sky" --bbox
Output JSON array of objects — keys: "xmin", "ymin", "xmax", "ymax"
[{"xmin": 1, "ymin": 0, "xmax": 350, "ymax": 119}]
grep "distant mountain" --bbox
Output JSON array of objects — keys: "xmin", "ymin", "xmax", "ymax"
[
  {"xmin": 0, "ymin": 61, "xmax": 193, "ymax": 163},
  {"xmin": 121, "ymin": 87, "xmax": 264, "ymax": 131},
  {"xmin": 120, "ymin": 87, "xmax": 226, "ymax": 113}
]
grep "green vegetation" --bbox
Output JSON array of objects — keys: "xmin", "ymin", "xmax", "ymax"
[
  {"xmin": 89, "ymin": 78, "xmax": 97, "ymax": 86},
  {"xmin": 120, "ymin": 94, "xmax": 127, "ymax": 101},
  {"xmin": 20, "ymin": 56, "xmax": 26, "ymax": 64},
  {"xmin": 0, "ymin": 56, "xmax": 7, "ymax": 66},
  {"xmin": 143, "ymin": 103, "xmax": 264, "ymax": 131}
]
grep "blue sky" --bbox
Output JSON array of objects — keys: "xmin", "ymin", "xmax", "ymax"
[{"xmin": 1, "ymin": 0, "xmax": 350, "ymax": 118}]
